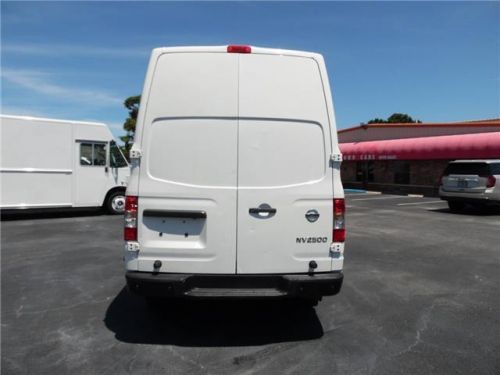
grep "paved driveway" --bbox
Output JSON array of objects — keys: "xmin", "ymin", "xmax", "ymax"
[{"xmin": 2, "ymin": 195, "xmax": 500, "ymax": 374}]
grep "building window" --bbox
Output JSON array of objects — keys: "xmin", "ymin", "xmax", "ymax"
[
  {"xmin": 394, "ymin": 161, "xmax": 410, "ymax": 184},
  {"xmin": 355, "ymin": 162, "xmax": 364, "ymax": 182},
  {"xmin": 356, "ymin": 161, "xmax": 374, "ymax": 183},
  {"xmin": 80, "ymin": 142, "xmax": 107, "ymax": 166},
  {"xmin": 367, "ymin": 161, "xmax": 374, "ymax": 182}
]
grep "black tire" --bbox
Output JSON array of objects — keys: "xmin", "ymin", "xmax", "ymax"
[
  {"xmin": 448, "ymin": 201, "xmax": 465, "ymax": 212},
  {"xmin": 471, "ymin": 202, "xmax": 488, "ymax": 212},
  {"xmin": 106, "ymin": 190, "xmax": 126, "ymax": 215}
]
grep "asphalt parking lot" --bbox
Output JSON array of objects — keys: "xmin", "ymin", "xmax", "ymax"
[{"xmin": 2, "ymin": 194, "xmax": 500, "ymax": 375}]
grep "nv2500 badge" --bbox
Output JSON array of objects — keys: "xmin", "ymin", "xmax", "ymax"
[{"xmin": 296, "ymin": 236, "xmax": 328, "ymax": 244}]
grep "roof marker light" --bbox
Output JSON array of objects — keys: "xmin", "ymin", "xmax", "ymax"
[{"xmin": 227, "ymin": 45, "xmax": 251, "ymax": 54}]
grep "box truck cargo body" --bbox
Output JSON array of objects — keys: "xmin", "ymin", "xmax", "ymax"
[
  {"xmin": 124, "ymin": 46, "xmax": 345, "ymax": 304},
  {"xmin": 0, "ymin": 115, "xmax": 130, "ymax": 214}
]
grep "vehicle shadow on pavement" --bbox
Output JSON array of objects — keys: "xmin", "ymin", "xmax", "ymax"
[
  {"xmin": 429, "ymin": 206, "xmax": 500, "ymax": 216},
  {"xmin": 104, "ymin": 288, "xmax": 324, "ymax": 346}
]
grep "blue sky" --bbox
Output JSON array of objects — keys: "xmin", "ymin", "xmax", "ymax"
[{"xmin": 1, "ymin": 1, "xmax": 499, "ymax": 141}]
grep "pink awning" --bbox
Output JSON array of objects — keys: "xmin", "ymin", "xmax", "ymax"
[{"xmin": 340, "ymin": 132, "xmax": 500, "ymax": 161}]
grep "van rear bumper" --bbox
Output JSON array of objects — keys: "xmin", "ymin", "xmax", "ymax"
[{"xmin": 125, "ymin": 271, "xmax": 343, "ymax": 299}]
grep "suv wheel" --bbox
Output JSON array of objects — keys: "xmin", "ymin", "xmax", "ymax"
[{"xmin": 448, "ymin": 201, "xmax": 465, "ymax": 212}]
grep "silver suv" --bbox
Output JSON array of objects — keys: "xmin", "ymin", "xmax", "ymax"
[{"xmin": 439, "ymin": 160, "xmax": 500, "ymax": 211}]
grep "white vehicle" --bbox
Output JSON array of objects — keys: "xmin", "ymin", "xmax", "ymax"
[
  {"xmin": 124, "ymin": 45, "xmax": 345, "ymax": 305},
  {"xmin": 1, "ymin": 115, "xmax": 130, "ymax": 214},
  {"xmin": 440, "ymin": 159, "xmax": 500, "ymax": 211}
]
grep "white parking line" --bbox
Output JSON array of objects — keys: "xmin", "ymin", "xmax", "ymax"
[
  {"xmin": 397, "ymin": 200, "xmax": 443, "ymax": 206},
  {"xmin": 351, "ymin": 196, "xmax": 413, "ymax": 201}
]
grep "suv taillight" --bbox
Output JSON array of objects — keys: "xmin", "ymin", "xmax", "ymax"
[
  {"xmin": 486, "ymin": 175, "xmax": 496, "ymax": 188},
  {"xmin": 124, "ymin": 195, "xmax": 138, "ymax": 241},
  {"xmin": 333, "ymin": 198, "xmax": 346, "ymax": 242}
]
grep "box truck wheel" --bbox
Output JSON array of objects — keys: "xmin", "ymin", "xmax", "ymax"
[{"xmin": 106, "ymin": 190, "xmax": 126, "ymax": 215}]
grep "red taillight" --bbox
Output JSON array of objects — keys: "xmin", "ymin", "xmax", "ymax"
[
  {"xmin": 124, "ymin": 227, "xmax": 137, "ymax": 241},
  {"xmin": 333, "ymin": 198, "xmax": 346, "ymax": 242},
  {"xmin": 486, "ymin": 175, "xmax": 496, "ymax": 188},
  {"xmin": 125, "ymin": 195, "xmax": 138, "ymax": 211},
  {"xmin": 227, "ymin": 45, "xmax": 251, "ymax": 53},
  {"xmin": 124, "ymin": 195, "xmax": 138, "ymax": 241}
]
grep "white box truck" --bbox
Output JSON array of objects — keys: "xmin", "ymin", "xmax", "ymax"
[
  {"xmin": 124, "ymin": 45, "xmax": 345, "ymax": 305},
  {"xmin": 1, "ymin": 115, "xmax": 130, "ymax": 214}
]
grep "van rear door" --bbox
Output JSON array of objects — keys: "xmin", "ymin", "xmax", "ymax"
[
  {"xmin": 236, "ymin": 54, "xmax": 334, "ymax": 274},
  {"xmin": 137, "ymin": 52, "xmax": 239, "ymax": 274}
]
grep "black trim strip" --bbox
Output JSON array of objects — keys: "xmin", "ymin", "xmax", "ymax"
[{"xmin": 143, "ymin": 209, "xmax": 207, "ymax": 219}]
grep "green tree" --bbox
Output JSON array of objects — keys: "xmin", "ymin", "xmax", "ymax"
[
  {"xmin": 386, "ymin": 113, "xmax": 421, "ymax": 123},
  {"xmin": 366, "ymin": 118, "xmax": 386, "ymax": 124},
  {"xmin": 121, "ymin": 95, "xmax": 141, "ymax": 155},
  {"xmin": 367, "ymin": 113, "xmax": 422, "ymax": 124}
]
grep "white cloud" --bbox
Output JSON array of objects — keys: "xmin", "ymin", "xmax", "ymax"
[
  {"xmin": 1, "ymin": 68, "xmax": 122, "ymax": 106},
  {"xmin": 0, "ymin": 105, "xmax": 49, "ymax": 118},
  {"xmin": 108, "ymin": 122, "xmax": 123, "ymax": 129},
  {"xmin": 2, "ymin": 43, "xmax": 149, "ymax": 58}
]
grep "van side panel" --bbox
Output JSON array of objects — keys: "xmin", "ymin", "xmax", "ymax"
[
  {"xmin": 1, "ymin": 116, "xmax": 129, "ymax": 210},
  {"xmin": 0, "ymin": 117, "xmax": 73, "ymax": 208},
  {"xmin": 236, "ymin": 54, "xmax": 335, "ymax": 274},
  {"xmin": 136, "ymin": 53, "xmax": 239, "ymax": 274}
]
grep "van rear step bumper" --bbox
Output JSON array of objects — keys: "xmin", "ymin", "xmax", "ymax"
[{"xmin": 126, "ymin": 271, "xmax": 343, "ymax": 299}]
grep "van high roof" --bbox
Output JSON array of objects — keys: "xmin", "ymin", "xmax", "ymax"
[{"xmin": 150, "ymin": 45, "xmax": 324, "ymax": 60}]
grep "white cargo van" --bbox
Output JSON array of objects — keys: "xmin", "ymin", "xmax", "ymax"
[
  {"xmin": 124, "ymin": 45, "xmax": 345, "ymax": 304},
  {"xmin": 1, "ymin": 115, "xmax": 130, "ymax": 214}
]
